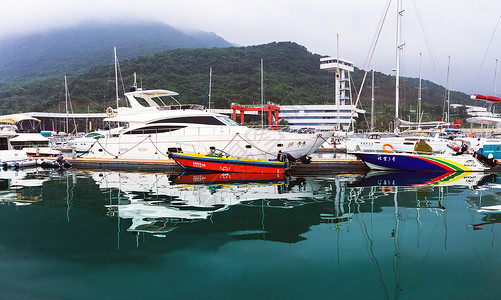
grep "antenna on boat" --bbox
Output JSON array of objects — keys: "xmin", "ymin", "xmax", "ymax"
[
  {"xmin": 203, "ymin": 67, "xmax": 213, "ymax": 109},
  {"xmin": 133, "ymin": 72, "xmax": 138, "ymax": 89}
]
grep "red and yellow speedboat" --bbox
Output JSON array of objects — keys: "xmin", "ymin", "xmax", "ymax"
[{"xmin": 169, "ymin": 149, "xmax": 286, "ymax": 174}]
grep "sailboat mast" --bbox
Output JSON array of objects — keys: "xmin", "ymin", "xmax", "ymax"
[
  {"xmin": 261, "ymin": 58, "xmax": 264, "ymax": 127},
  {"xmin": 336, "ymin": 34, "xmax": 340, "ymax": 130},
  {"xmin": 114, "ymin": 47, "xmax": 119, "ymax": 110},
  {"xmin": 65, "ymin": 75, "xmax": 69, "ymax": 133},
  {"xmin": 494, "ymin": 58, "xmax": 498, "ymax": 96},
  {"xmin": 208, "ymin": 67, "xmax": 212, "ymax": 110},
  {"xmin": 445, "ymin": 56, "xmax": 450, "ymax": 123},
  {"xmin": 395, "ymin": 0, "xmax": 403, "ymax": 133},
  {"xmin": 418, "ymin": 53, "xmax": 422, "ymax": 129},
  {"xmin": 371, "ymin": 64, "xmax": 375, "ymax": 131}
]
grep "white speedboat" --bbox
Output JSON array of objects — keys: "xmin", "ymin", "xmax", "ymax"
[
  {"xmin": 79, "ymin": 88, "xmax": 331, "ymax": 160},
  {"xmin": 67, "ymin": 128, "xmax": 122, "ymax": 154},
  {"xmin": 345, "ymin": 130, "xmax": 456, "ymax": 154}
]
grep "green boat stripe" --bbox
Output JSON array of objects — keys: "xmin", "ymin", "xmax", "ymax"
[{"xmin": 419, "ymin": 156, "xmax": 465, "ymax": 171}]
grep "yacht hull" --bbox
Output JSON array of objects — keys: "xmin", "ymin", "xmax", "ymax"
[
  {"xmin": 350, "ymin": 152, "xmax": 486, "ymax": 172},
  {"xmin": 83, "ymin": 127, "xmax": 330, "ymax": 160}
]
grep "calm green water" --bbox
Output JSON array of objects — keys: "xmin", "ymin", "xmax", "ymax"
[{"xmin": 0, "ymin": 169, "xmax": 500, "ymax": 299}]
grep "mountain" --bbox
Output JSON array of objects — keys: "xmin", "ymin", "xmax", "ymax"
[
  {"xmin": 0, "ymin": 21, "xmax": 233, "ymax": 83},
  {"xmin": 0, "ymin": 41, "xmax": 472, "ymax": 131}
]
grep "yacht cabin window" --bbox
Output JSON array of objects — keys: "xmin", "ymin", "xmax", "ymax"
[
  {"xmin": 148, "ymin": 116, "xmax": 240, "ymax": 126},
  {"xmin": 0, "ymin": 137, "xmax": 9, "ymax": 150},
  {"xmin": 124, "ymin": 125, "xmax": 186, "ymax": 135}
]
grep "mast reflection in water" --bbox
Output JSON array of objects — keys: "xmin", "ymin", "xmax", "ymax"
[{"xmin": 0, "ymin": 169, "xmax": 500, "ymax": 299}]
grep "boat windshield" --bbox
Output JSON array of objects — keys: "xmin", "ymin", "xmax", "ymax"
[
  {"xmin": 207, "ymin": 149, "xmax": 231, "ymax": 157},
  {"xmin": 85, "ymin": 132, "xmax": 104, "ymax": 138},
  {"xmin": 216, "ymin": 116, "xmax": 241, "ymax": 126}
]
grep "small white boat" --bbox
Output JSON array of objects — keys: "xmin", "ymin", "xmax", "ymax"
[{"xmin": 67, "ymin": 128, "xmax": 122, "ymax": 154}]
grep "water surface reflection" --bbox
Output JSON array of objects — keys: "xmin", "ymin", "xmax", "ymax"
[{"xmin": 0, "ymin": 169, "xmax": 500, "ymax": 299}]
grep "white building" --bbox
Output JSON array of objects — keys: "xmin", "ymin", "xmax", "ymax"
[
  {"xmin": 279, "ymin": 104, "xmax": 364, "ymax": 131},
  {"xmin": 279, "ymin": 57, "xmax": 364, "ymax": 131}
]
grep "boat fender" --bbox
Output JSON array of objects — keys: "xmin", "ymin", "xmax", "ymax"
[
  {"xmin": 474, "ymin": 151, "xmax": 497, "ymax": 167},
  {"xmin": 299, "ymin": 155, "xmax": 312, "ymax": 164},
  {"xmin": 277, "ymin": 150, "xmax": 296, "ymax": 162},
  {"xmin": 447, "ymin": 143, "xmax": 460, "ymax": 152},
  {"xmin": 454, "ymin": 143, "xmax": 469, "ymax": 156},
  {"xmin": 382, "ymin": 144, "xmax": 394, "ymax": 153}
]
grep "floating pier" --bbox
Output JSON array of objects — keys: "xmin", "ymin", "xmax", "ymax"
[{"xmin": 47, "ymin": 156, "xmax": 369, "ymax": 174}]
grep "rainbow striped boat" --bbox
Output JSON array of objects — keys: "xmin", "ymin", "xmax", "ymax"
[
  {"xmin": 350, "ymin": 152, "xmax": 487, "ymax": 172},
  {"xmin": 169, "ymin": 150, "xmax": 287, "ymax": 174}
]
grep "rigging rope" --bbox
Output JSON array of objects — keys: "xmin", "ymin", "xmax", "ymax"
[
  {"xmin": 471, "ymin": 15, "xmax": 501, "ymax": 94},
  {"xmin": 95, "ymin": 135, "xmax": 152, "ymax": 158},
  {"xmin": 350, "ymin": 0, "xmax": 393, "ymax": 132}
]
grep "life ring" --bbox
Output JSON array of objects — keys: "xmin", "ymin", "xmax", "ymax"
[
  {"xmin": 382, "ymin": 187, "xmax": 393, "ymax": 193},
  {"xmin": 106, "ymin": 107, "xmax": 114, "ymax": 117},
  {"xmin": 469, "ymin": 133, "xmax": 476, "ymax": 138},
  {"xmin": 382, "ymin": 144, "xmax": 394, "ymax": 153}
]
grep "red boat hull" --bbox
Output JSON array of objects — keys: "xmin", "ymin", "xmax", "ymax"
[
  {"xmin": 173, "ymin": 172, "xmax": 285, "ymax": 185},
  {"xmin": 170, "ymin": 152, "xmax": 286, "ymax": 174}
]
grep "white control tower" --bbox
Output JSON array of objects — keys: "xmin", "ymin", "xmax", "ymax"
[
  {"xmin": 320, "ymin": 57, "xmax": 354, "ymax": 105},
  {"xmin": 320, "ymin": 57, "xmax": 354, "ymax": 130}
]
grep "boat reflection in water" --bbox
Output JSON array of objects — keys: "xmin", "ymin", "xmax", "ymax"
[
  {"xmin": 94, "ymin": 171, "xmax": 343, "ymax": 236},
  {"xmin": 0, "ymin": 168, "xmax": 51, "ymax": 206},
  {"xmin": 2, "ymin": 169, "xmax": 501, "ymax": 298},
  {"xmin": 465, "ymin": 173, "xmax": 501, "ymax": 231},
  {"xmin": 340, "ymin": 171, "xmax": 492, "ymax": 227}
]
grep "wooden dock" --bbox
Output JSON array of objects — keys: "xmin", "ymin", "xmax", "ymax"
[{"xmin": 55, "ymin": 157, "xmax": 369, "ymax": 174}]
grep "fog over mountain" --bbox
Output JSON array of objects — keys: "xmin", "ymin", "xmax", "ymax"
[{"xmin": 0, "ymin": 21, "xmax": 233, "ymax": 83}]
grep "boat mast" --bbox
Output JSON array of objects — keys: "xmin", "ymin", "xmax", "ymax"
[
  {"xmin": 494, "ymin": 58, "xmax": 498, "ymax": 96},
  {"xmin": 371, "ymin": 62, "xmax": 375, "ymax": 131},
  {"xmin": 261, "ymin": 58, "xmax": 264, "ymax": 127},
  {"xmin": 65, "ymin": 75, "xmax": 69, "ymax": 133},
  {"xmin": 445, "ymin": 56, "xmax": 450, "ymax": 123},
  {"xmin": 336, "ymin": 34, "xmax": 340, "ymax": 131},
  {"xmin": 418, "ymin": 53, "xmax": 422, "ymax": 129},
  {"xmin": 209, "ymin": 67, "xmax": 212, "ymax": 110},
  {"xmin": 114, "ymin": 47, "xmax": 119, "ymax": 111},
  {"xmin": 395, "ymin": 0, "xmax": 404, "ymax": 133}
]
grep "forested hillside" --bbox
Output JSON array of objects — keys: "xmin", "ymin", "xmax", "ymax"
[{"xmin": 0, "ymin": 41, "xmax": 471, "ymax": 131}]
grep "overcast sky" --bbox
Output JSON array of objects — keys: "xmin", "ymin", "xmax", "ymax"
[{"xmin": 2, "ymin": 0, "xmax": 500, "ymax": 96}]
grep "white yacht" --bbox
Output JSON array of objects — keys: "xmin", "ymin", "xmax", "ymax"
[
  {"xmin": 78, "ymin": 88, "xmax": 331, "ymax": 160},
  {"xmin": 0, "ymin": 125, "xmax": 35, "ymax": 166}
]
